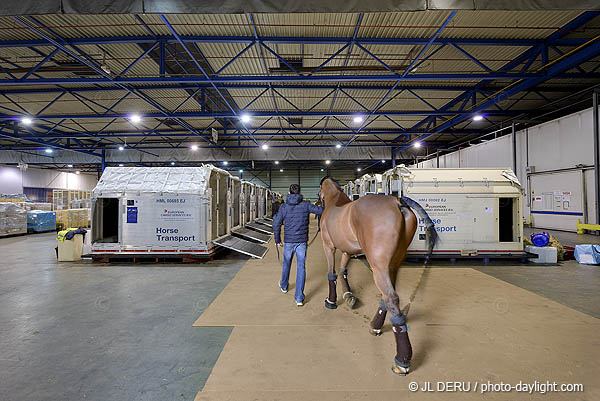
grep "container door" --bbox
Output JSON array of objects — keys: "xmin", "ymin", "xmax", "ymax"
[{"xmin": 471, "ymin": 197, "xmax": 497, "ymax": 243}]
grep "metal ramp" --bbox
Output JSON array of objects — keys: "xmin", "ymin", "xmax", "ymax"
[
  {"xmin": 246, "ymin": 222, "xmax": 273, "ymax": 234},
  {"xmin": 255, "ymin": 219, "xmax": 272, "ymax": 227},
  {"xmin": 232, "ymin": 227, "xmax": 271, "ymax": 243},
  {"xmin": 213, "ymin": 235, "xmax": 268, "ymax": 259}
]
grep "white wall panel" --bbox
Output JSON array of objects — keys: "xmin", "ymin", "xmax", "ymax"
[
  {"xmin": 409, "ymin": 107, "xmax": 598, "ymax": 229},
  {"xmin": 0, "ymin": 166, "xmax": 97, "ymax": 194}
]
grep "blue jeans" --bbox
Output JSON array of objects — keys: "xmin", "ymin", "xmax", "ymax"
[{"xmin": 280, "ymin": 242, "xmax": 307, "ymax": 303}]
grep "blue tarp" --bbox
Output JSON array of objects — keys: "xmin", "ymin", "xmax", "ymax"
[
  {"xmin": 574, "ymin": 244, "xmax": 600, "ymax": 265},
  {"xmin": 27, "ymin": 210, "xmax": 56, "ymax": 233}
]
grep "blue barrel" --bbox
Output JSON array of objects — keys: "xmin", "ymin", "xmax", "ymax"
[{"xmin": 530, "ymin": 232, "xmax": 550, "ymax": 247}]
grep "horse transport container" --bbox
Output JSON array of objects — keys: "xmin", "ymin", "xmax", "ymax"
[
  {"xmin": 90, "ymin": 166, "xmax": 270, "ymax": 260},
  {"xmin": 387, "ymin": 166, "xmax": 524, "ymax": 258}
]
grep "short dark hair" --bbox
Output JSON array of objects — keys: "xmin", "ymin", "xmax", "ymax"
[{"xmin": 289, "ymin": 184, "xmax": 300, "ymax": 194}]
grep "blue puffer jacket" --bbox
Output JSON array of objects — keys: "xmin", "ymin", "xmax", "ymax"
[{"xmin": 273, "ymin": 193, "xmax": 323, "ymax": 244}]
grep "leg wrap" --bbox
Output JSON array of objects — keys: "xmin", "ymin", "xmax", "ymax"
[
  {"xmin": 327, "ymin": 278, "xmax": 337, "ymax": 303},
  {"xmin": 392, "ymin": 325, "xmax": 412, "ymax": 368},
  {"xmin": 370, "ymin": 306, "xmax": 387, "ymax": 330}
]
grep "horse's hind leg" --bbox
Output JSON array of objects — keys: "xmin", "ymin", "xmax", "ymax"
[
  {"xmin": 369, "ymin": 268, "xmax": 396, "ymax": 336},
  {"xmin": 339, "ymin": 252, "xmax": 356, "ymax": 309},
  {"xmin": 373, "ymin": 271, "xmax": 412, "ymax": 376},
  {"xmin": 323, "ymin": 245, "xmax": 337, "ymax": 309}
]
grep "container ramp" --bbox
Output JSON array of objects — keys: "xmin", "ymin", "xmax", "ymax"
[
  {"xmin": 232, "ymin": 227, "xmax": 271, "ymax": 243},
  {"xmin": 213, "ymin": 235, "xmax": 268, "ymax": 259}
]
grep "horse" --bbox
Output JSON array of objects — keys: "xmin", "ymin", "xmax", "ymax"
[{"xmin": 318, "ymin": 176, "xmax": 439, "ymax": 375}]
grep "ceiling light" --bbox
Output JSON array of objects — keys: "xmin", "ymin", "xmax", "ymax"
[
  {"xmin": 171, "ymin": 162, "xmax": 175, "ymax": 166},
  {"xmin": 130, "ymin": 114, "xmax": 141, "ymax": 123},
  {"xmin": 119, "ymin": 164, "xmax": 124, "ymax": 167},
  {"xmin": 118, "ymin": 146, "xmax": 124, "ymax": 151},
  {"xmin": 414, "ymin": 142, "xmax": 421, "ymax": 148},
  {"xmin": 261, "ymin": 144, "xmax": 269, "ymax": 150},
  {"xmin": 357, "ymin": 168, "xmax": 362, "ymax": 172},
  {"xmin": 239, "ymin": 169, "xmax": 243, "ymax": 173},
  {"xmin": 21, "ymin": 117, "xmax": 32, "ymax": 125},
  {"xmin": 381, "ymin": 160, "xmax": 386, "ymax": 163},
  {"xmin": 279, "ymin": 169, "xmax": 283, "ymax": 172},
  {"xmin": 353, "ymin": 116, "xmax": 363, "ymax": 124},
  {"xmin": 240, "ymin": 114, "xmax": 251, "ymax": 123},
  {"xmin": 45, "ymin": 148, "xmax": 53, "ymax": 154},
  {"xmin": 473, "ymin": 114, "xmax": 484, "ymax": 122},
  {"xmin": 320, "ymin": 168, "xmax": 324, "ymax": 172},
  {"xmin": 190, "ymin": 145, "xmax": 199, "ymax": 151},
  {"xmin": 223, "ymin": 161, "xmax": 228, "ymax": 165},
  {"xmin": 274, "ymin": 161, "xmax": 279, "ymax": 165},
  {"xmin": 325, "ymin": 160, "xmax": 331, "ymax": 165},
  {"xmin": 67, "ymin": 164, "xmax": 73, "ymax": 168},
  {"xmin": 335, "ymin": 143, "xmax": 342, "ymax": 149},
  {"xmin": 75, "ymin": 171, "xmax": 80, "ymax": 175}
]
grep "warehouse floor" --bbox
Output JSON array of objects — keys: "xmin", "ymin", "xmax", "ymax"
[{"xmin": 0, "ymin": 225, "xmax": 598, "ymax": 401}]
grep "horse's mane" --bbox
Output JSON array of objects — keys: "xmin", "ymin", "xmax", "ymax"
[
  {"xmin": 320, "ymin": 176, "xmax": 351, "ymax": 206},
  {"xmin": 320, "ymin": 175, "xmax": 343, "ymax": 191}
]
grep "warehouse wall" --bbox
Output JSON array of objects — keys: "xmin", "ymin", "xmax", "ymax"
[
  {"xmin": 0, "ymin": 166, "xmax": 98, "ymax": 195},
  {"xmin": 238, "ymin": 168, "xmax": 360, "ymax": 201},
  {"xmin": 411, "ymin": 107, "xmax": 598, "ymax": 230}
]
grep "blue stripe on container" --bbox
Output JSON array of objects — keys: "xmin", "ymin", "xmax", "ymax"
[{"xmin": 530, "ymin": 210, "xmax": 583, "ymax": 216}]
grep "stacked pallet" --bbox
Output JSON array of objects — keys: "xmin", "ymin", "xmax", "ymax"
[
  {"xmin": 0, "ymin": 203, "xmax": 27, "ymax": 236},
  {"xmin": 0, "ymin": 194, "xmax": 27, "ymax": 203},
  {"xmin": 55, "ymin": 208, "xmax": 91, "ymax": 230},
  {"xmin": 52, "ymin": 190, "xmax": 92, "ymax": 211},
  {"xmin": 17, "ymin": 202, "xmax": 53, "ymax": 211}
]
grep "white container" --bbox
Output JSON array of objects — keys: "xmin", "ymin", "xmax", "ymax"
[
  {"xmin": 525, "ymin": 245, "xmax": 558, "ymax": 264},
  {"xmin": 346, "ymin": 166, "xmax": 525, "ymax": 258},
  {"xmin": 90, "ymin": 166, "xmax": 269, "ymax": 258}
]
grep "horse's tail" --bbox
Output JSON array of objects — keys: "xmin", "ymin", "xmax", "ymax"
[{"xmin": 399, "ymin": 196, "xmax": 439, "ymax": 255}]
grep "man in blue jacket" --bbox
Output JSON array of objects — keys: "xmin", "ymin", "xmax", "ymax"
[{"xmin": 273, "ymin": 184, "xmax": 323, "ymax": 306}]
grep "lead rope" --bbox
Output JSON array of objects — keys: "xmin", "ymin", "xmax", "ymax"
[{"xmin": 400, "ymin": 254, "xmax": 430, "ymax": 317}]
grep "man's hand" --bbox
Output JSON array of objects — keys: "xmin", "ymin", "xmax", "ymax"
[{"xmin": 277, "ymin": 242, "xmax": 283, "ymax": 247}]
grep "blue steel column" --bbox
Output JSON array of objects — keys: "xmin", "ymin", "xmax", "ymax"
[{"xmin": 101, "ymin": 149, "xmax": 106, "ymax": 172}]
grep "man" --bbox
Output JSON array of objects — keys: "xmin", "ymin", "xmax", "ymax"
[{"xmin": 272, "ymin": 184, "xmax": 323, "ymax": 306}]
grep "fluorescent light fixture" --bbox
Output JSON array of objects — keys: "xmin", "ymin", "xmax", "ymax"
[
  {"xmin": 119, "ymin": 164, "xmax": 124, "ymax": 167},
  {"xmin": 190, "ymin": 144, "xmax": 199, "ymax": 151},
  {"xmin": 325, "ymin": 160, "xmax": 331, "ymax": 165},
  {"xmin": 261, "ymin": 144, "xmax": 269, "ymax": 150},
  {"xmin": 223, "ymin": 161, "xmax": 228, "ymax": 165},
  {"xmin": 335, "ymin": 143, "xmax": 342, "ymax": 149},
  {"xmin": 274, "ymin": 161, "xmax": 279, "ymax": 165},
  {"xmin": 45, "ymin": 148, "xmax": 53, "ymax": 154},
  {"xmin": 353, "ymin": 116, "xmax": 363, "ymax": 124},
  {"xmin": 130, "ymin": 114, "xmax": 141, "ymax": 123},
  {"xmin": 67, "ymin": 164, "xmax": 73, "ymax": 168},
  {"xmin": 414, "ymin": 142, "xmax": 421, "ymax": 148},
  {"xmin": 473, "ymin": 114, "xmax": 484, "ymax": 121},
  {"xmin": 240, "ymin": 114, "xmax": 251, "ymax": 123},
  {"xmin": 381, "ymin": 160, "xmax": 386, "ymax": 163},
  {"xmin": 279, "ymin": 169, "xmax": 284, "ymax": 172},
  {"xmin": 170, "ymin": 162, "xmax": 175, "ymax": 166},
  {"xmin": 118, "ymin": 146, "xmax": 124, "ymax": 151},
  {"xmin": 21, "ymin": 117, "xmax": 32, "ymax": 125}
]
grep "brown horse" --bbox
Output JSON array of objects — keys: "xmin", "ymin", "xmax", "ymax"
[{"xmin": 318, "ymin": 176, "xmax": 438, "ymax": 375}]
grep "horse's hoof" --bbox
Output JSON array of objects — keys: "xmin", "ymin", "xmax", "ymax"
[
  {"xmin": 324, "ymin": 298, "xmax": 337, "ymax": 309},
  {"xmin": 391, "ymin": 365, "xmax": 410, "ymax": 376},
  {"xmin": 343, "ymin": 292, "xmax": 357, "ymax": 308},
  {"xmin": 369, "ymin": 328, "xmax": 382, "ymax": 336}
]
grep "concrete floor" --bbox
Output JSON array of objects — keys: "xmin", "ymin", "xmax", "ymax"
[
  {"xmin": 1, "ymin": 228, "xmax": 598, "ymax": 401},
  {"xmin": 0, "ymin": 232, "xmax": 248, "ymax": 401}
]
